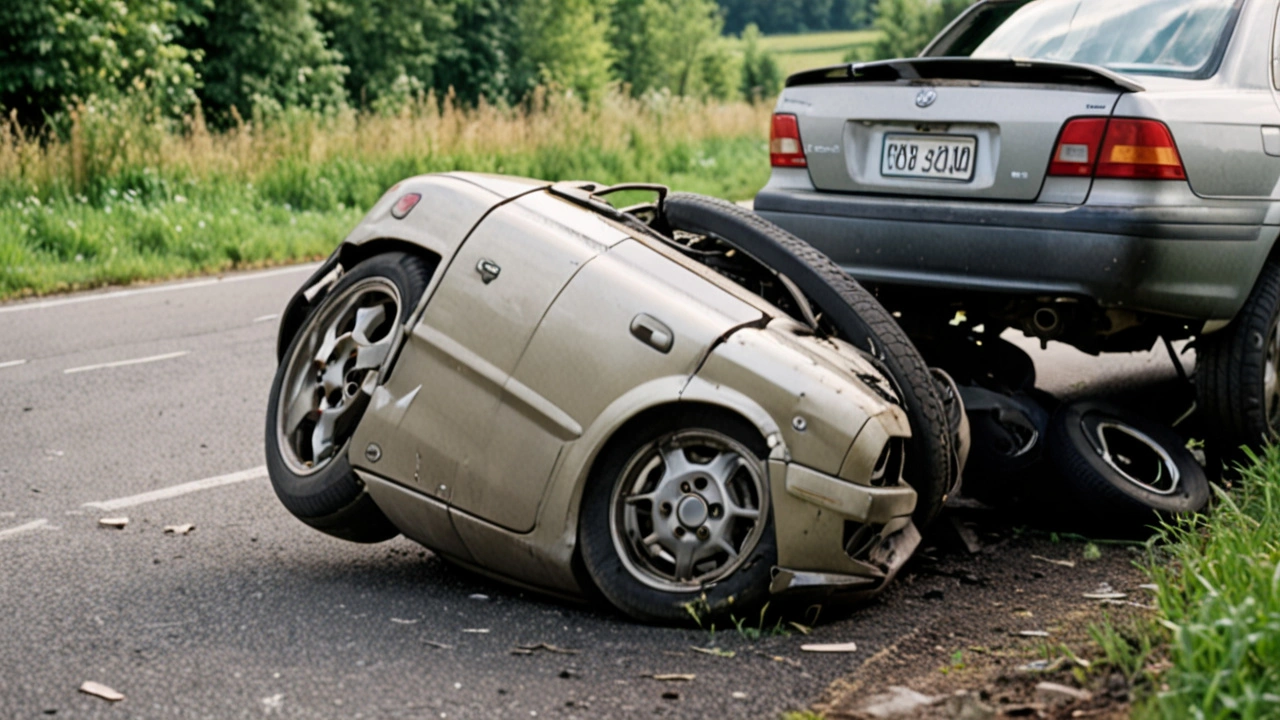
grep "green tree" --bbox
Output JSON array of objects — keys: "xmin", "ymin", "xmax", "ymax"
[
  {"xmin": 0, "ymin": 0, "xmax": 202, "ymax": 127},
  {"xmin": 186, "ymin": 0, "xmax": 348, "ymax": 121},
  {"xmin": 739, "ymin": 23, "xmax": 781, "ymax": 102},
  {"xmin": 434, "ymin": 0, "xmax": 519, "ymax": 106},
  {"xmin": 610, "ymin": 0, "xmax": 727, "ymax": 98},
  {"xmin": 857, "ymin": 0, "xmax": 974, "ymax": 61},
  {"xmin": 315, "ymin": 0, "xmax": 454, "ymax": 112},
  {"xmin": 516, "ymin": 0, "xmax": 615, "ymax": 103}
]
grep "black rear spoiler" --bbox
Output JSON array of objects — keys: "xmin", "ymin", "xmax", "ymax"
[{"xmin": 786, "ymin": 57, "xmax": 1144, "ymax": 93}]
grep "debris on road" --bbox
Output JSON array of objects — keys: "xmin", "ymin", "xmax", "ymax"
[
  {"xmin": 1017, "ymin": 658, "xmax": 1068, "ymax": 674},
  {"xmin": 1036, "ymin": 681, "xmax": 1092, "ymax": 705},
  {"xmin": 1015, "ymin": 630, "xmax": 1051, "ymax": 638},
  {"xmin": 801, "ymin": 642, "xmax": 859, "ymax": 653},
  {"xmin": 512, "ymin": 642, "xmax": 579, "ymax": 656},
  {"xmin": 468, "ymin": 593, "xmax": 490, "ymax": 601},
  {"xmin": 645, "ymin": 673, "xmax": 696, "ymax": 682},
  {"xmin": 690, "ymin": 646, "xmax": 735, "ymax": 658},
  {"xmin": 423, "ymin": 640, "xmax": 454, "ymax": 650},
  {"xmin": 854, "ymin": 686, "xmax": 937, "ymax": 718},
  {"xmin": 390, "ymin": 618, "xmax": 418, "ymax": 624},
  {"xmin": 1083, "ymin": 582, "xmax": 1127, "ymax": 600},
  {"xmin": 661, "ymin": 691, "xmax": 681, "ymax": 700},
  {"xmin": 98, "ymin": 518, "xmax": 129, "ymax": 529},
  {"xmin": 949, "ymin": 516, "xmax": 983, "ymax": 554},
  {"xmin": 1031, "ymin": 554, "xmax": 1075, "ymax": 568},
  {"xmin": 731, "ymin": 691, "xmax": 748, "ymax": 700},
  {"xmin": 558, "ymin": 668, "xmax": 581, "ymax": 679},
  {"xmin": 163, "ymin": 524, "xmax": 195, "ymax": 535},
  {"xmin": 79, "ymin": 681, "xmax": 124, "ymax": 702},
  {"xmin": 461, "ymin": 628, "xmax": 490, "ymax": 634}
]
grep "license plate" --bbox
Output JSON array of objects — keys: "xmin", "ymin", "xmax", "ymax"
[{"xmin": 881, "ymin": 134, "xmax": 977, "ymax": 181}]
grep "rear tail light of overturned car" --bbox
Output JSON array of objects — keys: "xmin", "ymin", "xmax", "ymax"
[
  {"xmin": 1048, "ymin": 117, "xmax": 1185, "ymax": 181},
  {"xmin": 770, "ymin": 113, "xmax": 808, "ymax": 168}
]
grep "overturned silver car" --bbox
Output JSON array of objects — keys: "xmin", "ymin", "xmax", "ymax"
[{"xmin": 265, "ymin": 173, "xmax": 963, "ymax": 622}]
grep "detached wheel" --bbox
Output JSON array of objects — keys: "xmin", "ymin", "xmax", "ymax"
[
  {"xmin": 662, "ymin": 193, "xmax": 957, "ymax": 526},
  {"xmin": 265, "ymin": 251, "xmax": 434, "ymax": 542},
  {"xmin": 579, "ymin": 410, "xmax": 775, "ymax": 624},
  {"xmin": 1046, "ymin": 400, "xmax": 1209, "ymax": 528},
  {"xmin": 1197, "ymin": 261, "xmax": 1280, "ymax": 452}
]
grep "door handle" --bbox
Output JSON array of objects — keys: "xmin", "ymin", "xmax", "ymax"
[
  {"xmin": 630, "ymin": 314, "xmax": 673, "ymax": 353},
  {"xmin": 476, "ymin": 258, "xmax": 501, "ymax": 284}
]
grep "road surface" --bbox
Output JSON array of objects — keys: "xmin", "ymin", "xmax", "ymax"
[{"xmin": 0, "ymin": 265, "xmax": 1183, "ymax": 718}]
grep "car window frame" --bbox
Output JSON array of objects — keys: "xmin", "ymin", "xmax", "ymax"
[{"xmin": 925, "ymin": 0, "xmax": 1247, "ymax": 81}]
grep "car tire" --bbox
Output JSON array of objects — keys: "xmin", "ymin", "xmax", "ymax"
[
  {"xmin": 1046, "ymin": 399, "xmax": 1210, "ymax": 528},
  {"xmin": 578, "ymin": 409, "xmax": 776, "ymax": 624},
  {"xmin": 265, "ymin": 251, "xmax": 435, "ymax": 543},
  {"xmin": 662, "ymin": 193, "xmax": 957, "ymax": 526},
  {"xmin": 1197, "ymin": 261, "xmax": 1280, "ymax": 452}
]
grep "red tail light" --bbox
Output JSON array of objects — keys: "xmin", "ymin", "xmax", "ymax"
[
  {"xmin": 770, "ymin": 113, "xmax": 807, "ymax": 168},
  {"xmin": 1096, "ymin": 119, "xmax": 1186, "ymax": 180},
  {"xmin": 1047, "ymin": 117, "xmax": 1185, "ymax": 181},
  {"xmin": 1048, "ymin": 118, "xmax": 1107, "ymax": 177}
]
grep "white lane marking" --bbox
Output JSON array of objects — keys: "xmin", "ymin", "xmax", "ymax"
[
  {"xmin": 253, "ymin": 313, "xmax": 281, "ymax": 324},
  {"xmin": 0, "ymin": 263, "xmax": 319, "ymax": 316},
  {"xmin": 0, "ymin": 359, "xmax": 27, "ymax": 369},
  {"xmin": 0, "ymin": 519, "xmax": 50, "ymax": 540},
  {"xmin": 64, "ymin": 351, "xmax": 189, "ymax": 375},
  {"xmin": 84, "ymin": 466, "xmax": 267, "ymax": 511}
]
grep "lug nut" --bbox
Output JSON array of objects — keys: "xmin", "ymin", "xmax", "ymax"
[
  {"xmin": 696, "ymin": 526, "xmax": 710, "ymax": 540},
  {"xmin": 660, "ymin": 501, "xmax": 672, "ymax": 516},
  {"xmin": 681, "ymin": 482, "xmax": 692, "ymax": 494},
  {"xmin": 675, "ymin": 527, "xmax": 686, "ymax": 537}
]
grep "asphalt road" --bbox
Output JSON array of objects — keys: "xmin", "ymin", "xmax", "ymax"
[{"xmin": 0, "ymin": 265, "xmax": 1185, "ymax": 719}]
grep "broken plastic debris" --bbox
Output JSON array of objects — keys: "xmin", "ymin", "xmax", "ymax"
[
  {"xmin": 1015, "ymin": 630, "xmax": 1051, "ymax": 638},
  {"xmin": 1083, "ymin": 592, "xmax": 1128, "ymax": 600},
  {"xmin": 731, "ymin": 691, "xmax": 748, "ymax": 700},
  {"xmin": 163, "ymin": 524, "xmax": 194, "ymax": 535},
  {"xmin": 1017, "ymin": 658, "xmax": 1068, "ymax": 673},
  {"xmin": 390, "ymin": 618, "xmax": 418, "ymax": 624},
  {"xmin": 1035, "ymin": 681, "xmax": 1092, "ymax": 704},
  {"xmin": 98, "ymin": 518, "xmax": 129, "ymax": 529},
  {"xmin": 514, "ymin": 642, "xmax": 579, "ymax": 655},
  {"xmin": 423, "ymin": 641, "xmax": 454, "ymax": 649},
  {"xmin": 1031, "ymin": 554, "xmax": 1075, "ymax": 568},
  {"xmin": 690, "ymin": 646, "xmax": 735, "ymax": 658},
  {"xmin": 468, "ymin": 593, "xmax": 490, "ymax": 601},
  {"xmin": 79, "ymin": 681, "xmax": 124, "ymax": 702},
  {"xmin": 801, "ymin": 642, "xmax": 859, "ymax": 653},
  {"xmin": 646, "ymin": 673, "xmax": 696, "ymax": 682},
  {"xmin": 462, "ymin": 628, "xmax": 490, "ymax": 634}
]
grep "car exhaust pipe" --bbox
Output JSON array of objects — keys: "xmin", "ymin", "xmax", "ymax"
[{"xmin": 1032, "ymin": 307, "xmax": 1061, "ymax": 336}]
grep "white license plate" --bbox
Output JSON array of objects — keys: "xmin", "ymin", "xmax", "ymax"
[{"xmin": 880, "ymin": 134, "xmax": 977, "ymax": 181}]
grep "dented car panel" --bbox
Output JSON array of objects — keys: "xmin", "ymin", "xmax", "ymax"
[{"xmin": 272, "ymin": 171, "xmax": 934, "ymax": 614}]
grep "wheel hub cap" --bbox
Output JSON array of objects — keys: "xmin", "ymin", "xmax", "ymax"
[{"xmin": 610, "ymin": 430, "xmax": 767, "ymax": 592}]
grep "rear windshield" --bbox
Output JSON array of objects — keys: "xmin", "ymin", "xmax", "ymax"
[{"xmin": 928, "ymin": 0, "xmax": 1242, "ymax": 78}]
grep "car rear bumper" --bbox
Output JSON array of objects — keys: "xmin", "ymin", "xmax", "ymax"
[{"xmin": 755, "ymin": 183, "xmax": 1279, "ymax": 323}]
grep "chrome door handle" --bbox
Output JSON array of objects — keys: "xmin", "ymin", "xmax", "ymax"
[
  {"xmin": 476, "ymin": 258, "xmax": 501, "ymax": 284},
  {"xmin": 630, "ymin": 314, "xmax": 673, "ymax": 354}
]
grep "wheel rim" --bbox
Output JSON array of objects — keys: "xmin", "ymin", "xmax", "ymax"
[
  {"xmin": 1083, "ymin": 416, "xmax": 1181, "ymax": 496},
  {"xmin": 609, "ymin": 429, "xmax": 767, "ymax": 592},
  {"xmin": 276, "ymin": 278, "xmax": 401, "ymax": 476},
  {"xmin": 1265, "ymin": 320, "xmax": 1280, "ymax": 435}
]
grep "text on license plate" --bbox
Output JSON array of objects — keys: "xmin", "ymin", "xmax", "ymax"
[{"xmin": 881, "ymin": 134, "xmax": 977, "ymax": 181}]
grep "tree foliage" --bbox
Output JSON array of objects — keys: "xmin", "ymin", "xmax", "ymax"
[
  {"xmin": 858, "ymin": 0, "xmax": 974, "ymax": 61},
  {"xmin": 0, "ymin": 0, "xmax": 202, "ymax": 126},
  {"xmin": 611, "ymin": 0, "xmax": 730, "ymax": 99},
  {"xmin": 717, "ymin": 0, "xmax": 872, "ymax": 35},
  {"xmin": 516, "ymin": 0, "xmax": 614, "ymax": 103}
]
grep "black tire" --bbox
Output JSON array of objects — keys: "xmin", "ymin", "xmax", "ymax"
[
  {"xmin": 1197, "ymin": 261, "xmax": 1280, "ymax": 452},
  {"xmin": 578, "ymin": 409, "xmax": 776, "ymax": 624},
  {"xmin": 1046, "ymin": 399, "xmax": 1209, "ymax": 529},
  {"xmin": 265, "ymin": 251, "xmax": 434, "ymax": 543},
  {"xmin": 662, "ymin": 193, "xmax": 956, "ymax": 525}
]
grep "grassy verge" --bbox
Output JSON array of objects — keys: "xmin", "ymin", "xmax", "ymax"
[
  {"xmin": 0, "ymin": 94, "xmax": 771, "ymax": 300},
  {"xmin": 1097, "ymin": 446, "xmax": 1280, "ymax": 718}
]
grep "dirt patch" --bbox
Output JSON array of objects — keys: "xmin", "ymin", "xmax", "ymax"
[{"xmin": 810, "ymin": 509, "xmax": 1151, "ymax": 719}]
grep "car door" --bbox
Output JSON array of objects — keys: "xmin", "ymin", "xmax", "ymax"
[{"xmin": 389, "ymin": 192, "xmax": 628, "ymax": 532}]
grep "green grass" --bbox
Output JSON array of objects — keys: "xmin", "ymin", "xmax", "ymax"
[
  {"xmin": 759, "ymin": 29, "xmax": 882, "ymax": 76},
  {"xmin": 1097, "ymin": 446, "xmax": 1280, "ymax": 719},
  {"xmin": 0, "ymin": 97, "xmax": 771, "ymax": 300}
]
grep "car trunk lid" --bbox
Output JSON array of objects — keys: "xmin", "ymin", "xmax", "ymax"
[{"xmin": 783, "ymin": 58, "xmax": 1137, "ymax": 202}]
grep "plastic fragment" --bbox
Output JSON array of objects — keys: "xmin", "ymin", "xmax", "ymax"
[
  {"xmin": 1031, "ymin": 554, "xmax": 1075, "ymax": 568},
  {"xmin": 98, "ymin": 518, "xmax": 128, "ymax": 529},
  {"xmin": 163, "ymin": 524, "xmax": 195, "ymax": 535},
  {"xmin": 79, "ymin": 681, "xmax": 124, "ymax": 702},
  {"xmin": 646, "ymin": 673, "xmax": 695, "ymax": 682},
  {"xmin": 462, "ymin": 628, "xmax": 490, "ymax": 633},
  {"xmin": 801, "ymin": 642, "xmax": 858, "ymax": 653},
  {"xmin": 690, "ymin": 646, "xmax": 735, "ymax": 658}
]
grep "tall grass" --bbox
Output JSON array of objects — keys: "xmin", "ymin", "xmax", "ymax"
[
  {"xmin": 0, "ymin": 91, "xmax": 772, "ymax": 299},
  {"xmin": 1109, "ymin": 447, "xmax": 1280, "ymax": 719}
]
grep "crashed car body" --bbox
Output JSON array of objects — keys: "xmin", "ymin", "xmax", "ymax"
[{"xmin": 266, "ymin": 173, "xmax": 958, "ymax": 622}]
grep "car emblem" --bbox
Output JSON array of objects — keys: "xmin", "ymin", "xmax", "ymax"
[{"xmin": 915, "ymin": 88, "xmax": 937, "ymax": 108}]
